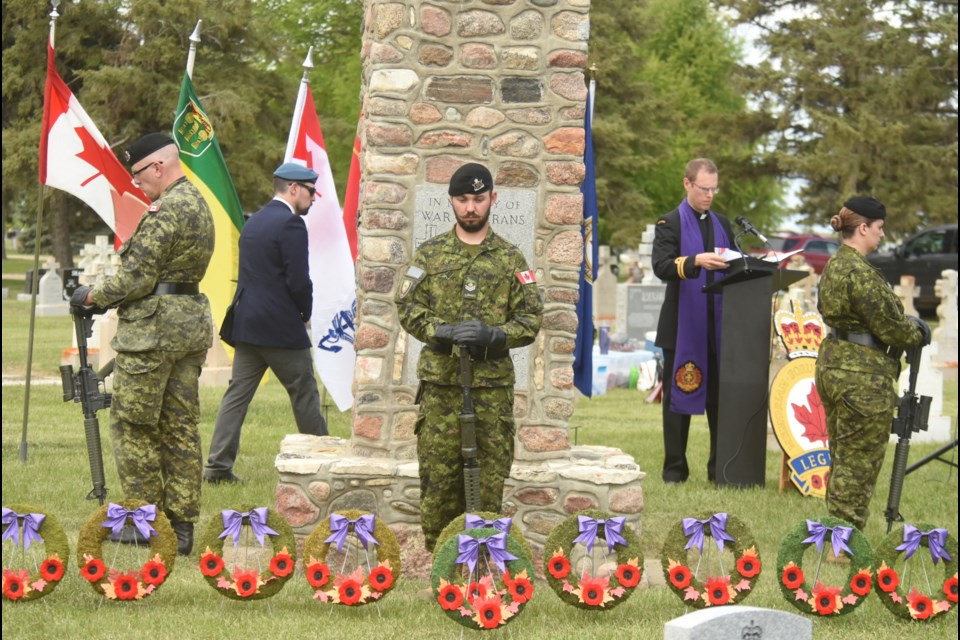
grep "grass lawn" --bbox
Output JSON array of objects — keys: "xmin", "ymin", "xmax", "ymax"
[{"xmin": 2, "ymin": 297, "xmax": 957, "ymax": 639}]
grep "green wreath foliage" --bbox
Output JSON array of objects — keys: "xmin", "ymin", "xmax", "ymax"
[
  {"xmin": 660, "ymin": 512, "xmax": 761, "ymax": 610},
  {"xmin": 196, "ymin": 505, "xmax": 295, "ymax": 601},
  {"xmin": 302, "ymin": 510, "xmax": 401, "ymax": 606},
  {"xmin": 776, "ymin": 516, "xmax": 874, "ymax": 617},
  {"xmin": 2, "ymin": 503, "xmax": 69, "ymax": 602},
  {"xmin": 431, "ymin": 527, "xmax": 535, "ymax": 630},
  {"xmin": 873, "ymin": 523, "xmax": 958, "ymax": 622},
  {"xmin": 435, "ymin": 511, "xmax": 531, "ymax": 560},
  {"xmin": 544, "ymin": 509, "xmax": 644, "ymax": 611},
  {"xmin": 76, "ymin": 499, "xmax": 177, "ymax": 601}
]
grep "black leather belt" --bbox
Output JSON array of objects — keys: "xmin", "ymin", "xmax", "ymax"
[
  {"xmin": 151, "ymin": 282, "xmax": 199, "ymax": 295},
  {"xmin": 426, "ymin": 343, "xmax": 510, "ymax": 361},
  {"xmin": 831, "ymin": 329, "xmax": 898, "ymax": 357}
]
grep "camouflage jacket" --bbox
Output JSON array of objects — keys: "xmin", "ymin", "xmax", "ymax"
[
  {"xmin": 396, "ymin": 227, "xmax": 543, "ymax": 387},
  {"xmin": 91, "ymin": 177, "xmax": 215, "ymax": 353},
  {"xmin": 817, "ymin": 244, "xmax": 921, "ymax": 378}
]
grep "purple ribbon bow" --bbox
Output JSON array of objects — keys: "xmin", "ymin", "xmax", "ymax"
[
  {"xmin": 324, "ymin": 514, "xmax": 379, "ymax": 553},
  {"xmin": 682, "ymin": 513, "xmax": 736, "ymax": 553},
  {"xmin": 896, "ymin": 525, "xmax": 953, "ymax": 565},
  {"xmin": 572, "ymin": 515, "xmax": 628, "ymax": 553},
  {"xmin": 219, "ymin": 507, "xmax": 280, "ymax": 547},
  {"xmin": 102, "ymin": 503, "xmax": 158, "ymax": 540},
  {"xmin": 464, "ymin": 514, "xmax": 513, "ymax": 535},
  {"xmin": 803, "ymin": 520, "xmax": 853, "ymax": 559},
  {"xmin": 1, "ymin": 507, "xmax": 46, "ymax": 550},
  {"xmin": 456, "ymin": 532, "xmax": 518, "ymax": 574}
]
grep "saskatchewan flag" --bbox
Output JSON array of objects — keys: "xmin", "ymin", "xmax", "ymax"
[{"xmin": 173, "ymin": 73, "xmax": 244, "ymax": 348}]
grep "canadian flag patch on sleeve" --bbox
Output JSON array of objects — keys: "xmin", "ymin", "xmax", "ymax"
[
  {"xmin": 148, "ymin": 203, "xmax": 161, "ymax": 213},
  {"xmin": 516, "ymin": 269, "xmax": 536, "ymax": 284}
]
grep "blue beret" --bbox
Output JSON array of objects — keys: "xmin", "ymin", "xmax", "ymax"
[
  {"xmin": 448, "ymin": 163, "xmax": 493, "ymax": 196},
  {"xmin": 274, "ymin": 162, "xmax": 319, "ymax": 182},
  {"xmin": 125, "ymin": 133, "xmax": 175, "ymax": 166}
]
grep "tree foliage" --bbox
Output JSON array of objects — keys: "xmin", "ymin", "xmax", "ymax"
[{"xmin": 720, "ymin": 0, "xmax": 959, "ymax": 238}]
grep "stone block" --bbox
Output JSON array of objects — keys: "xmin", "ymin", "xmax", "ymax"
[
  {"xmin": 465, "ymin": 106, "xmax": 506, "ymax": 129},
  {"xmin": 420, "ymin": 4, "xmax": 451, "ymax": 36},
  {"xmin": 549, "ymin": 71, "xmax": 587, "ymax": 101},
  {"xmin": 510, "ymin": 10, "xmax": 543, "ymax": 39},
  {"xmin": 419, "ymin": 43, "xmax": 453, "ymax": 66},
  {"xmin": 275, "ymin": 483, "xmax": 320, "ymax": 528},
  {"xmin": 501, "ymin": 77, "xmax": 543, "ymax": 103},
  {"xmin": 410, "ymin": 102, "xmax": 443, "ymax": 124},
  {"xmin": 359, "ymin": 266, "xmax": 395, "ymax": 293},
  {"xmin": 496, "ymin": 161, "xmax": 539, "ymax": 187},
  {"xmin": 425, "ymin": 76, "xmax": 495, "ymax": 104},
  {"xmin": 545, "ymin": 127, "xmax": 585, "ymax": 155},
  {"xmin": 547, "ymin": 230, "xmax": 584, "ymax": 265},
  {"xmin": 546, "ymin": 161, "xmax": 585, "ymax": 186},
  {"xmin": 551, "ymin": 10, "xmax": 589, "ymax": 41},
  {"xmin": 461, "ymin": 42, "xmax": 497, "ymax": 69},
  {"xmin": 457, "ymin": 10, "xmax": 505, "ymax": 37},
  {"xmin": 545, "ymin": 193, "xmax": 583, "ymax": 225}
]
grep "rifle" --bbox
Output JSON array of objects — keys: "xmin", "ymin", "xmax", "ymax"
[
  {"xmin": 884, "ymin": 343, "xmax": 932, "ymax": 533},
  {"xmin": 458, "ymin": 345, "xmax": 482, "ymax": 512},
  {"xmin": 60, "ymin": 307, "xmax": 112, "ymax": 505}
]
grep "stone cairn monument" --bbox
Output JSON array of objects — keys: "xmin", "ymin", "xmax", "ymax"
[{"xmin": 274, "ymin": 0, "xmax": 644, "ymax": 577}]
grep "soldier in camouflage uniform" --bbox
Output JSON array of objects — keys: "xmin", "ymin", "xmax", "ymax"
[
  {"xmin": 816, "ymin": 196, "xmax": 928, "ymax": 531},
  {"xmin": 395, "ymin": 163, "xmax": 542, "ymax": 551},
  {"xmin": 73, "ymin": 134, "xmax": 214, "ymax": 555}
]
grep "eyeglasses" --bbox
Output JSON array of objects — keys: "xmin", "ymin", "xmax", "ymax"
[
  {"xmin": 132, "ymin": 161, "xmax": 161, "ymax": 180},
  {"xmin": 295, "ymin": 182, "xmax": 317, "ymax": 198},
  {"xmin": 691, "ymin": 182, "xmax": 720, "ymax": 195}
]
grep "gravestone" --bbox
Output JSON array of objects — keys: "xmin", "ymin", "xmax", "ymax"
[
  {"xmin": 638, "ymin": 224, "xmax": 658, "ymax": 284},
  {"xmin": 663, "ymin": 605, "xmax": 811, "ymax": 640},
  {"xmin": 594, "ymin": 245, "xmax": 618, "ymax": 330},
  {"xmin": 616, "ymin": 283, "xmax": 666, "ymax": 342},
  {"xmin": 894, "ymin": 274, "xmax": 919, "ymax": 317},
  {"xmin": 894, "ymin": 341, "xmax": 953, "ymax": 443},
  {"xmin": 35, "ymin": 260, "xmax": 68, "ymax": 317},
  {"xmin": 932, "ymin": 269, "xmax": 958, "ymax": 375}
]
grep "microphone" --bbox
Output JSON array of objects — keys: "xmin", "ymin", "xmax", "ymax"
[{"xmin": 735, "ymin": 216, "xmax": 769, "ymax": 244}]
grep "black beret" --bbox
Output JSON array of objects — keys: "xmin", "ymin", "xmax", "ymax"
[
  {"xmin": 274, "ymin": 162, "xmax": 319, "ymax": 182},
  {"xmin": 448, "ymin": 162, "xmax": 493, "ymax": 196},
  {"xmin": 843, "ymin": 195, "xmax": 886, "ymax": 220},
  {"xmin": 125, "ymin": 133, "xmax": 175, "ymax": 166}
]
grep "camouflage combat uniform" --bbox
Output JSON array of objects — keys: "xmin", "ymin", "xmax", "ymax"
[
  {"xmin": 396, "ymin": 228, "xmax": 542, "ymax": 550},
  {"xmin": 815, "ymin": 244, "xmax": 921, "ymax": 530},
  {"xmin": 90, "ymin": 177, "xmax": 214, "ymax": 523}
]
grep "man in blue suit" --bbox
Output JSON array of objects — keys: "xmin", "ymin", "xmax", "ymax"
[{"xmin": 204, "ymin": 163, "xmax": 328, "ymax": 483}]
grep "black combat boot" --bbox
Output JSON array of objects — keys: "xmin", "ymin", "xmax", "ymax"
[{"xmin": 171, "ymin": 521, "xmax": 194, "ymax": 556}]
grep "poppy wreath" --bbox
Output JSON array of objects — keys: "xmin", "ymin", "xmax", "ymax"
[
  {"xmin": 75, "ymin": 500, "xmax": 177, "ymax": 601},
  {"xmin": 776, "ymin": 516, "xmax": 875, "ymax": 616},
  {"xmin": 302, "ymin": 510, "xmax": 401, "ymax": 606},
  {"xmin": 197, "ymin": 505, "xmax": 295, "ymax": 601},
  {"xmin": 2, "ymin": 504, "xmax": 69, "ymax": 602},
  {"xmin": 873, "ymin": 523, "xmax": 958, "ymax": 622},
  {"xmin": 435, "ymin": 511, "xmax": 532, "ymax": 561},
  {"xmin": 545, "ymin": 509, "xmax": 644, "ymax": 611},
  {"xmin": 432, "ymin": 527, "xmax": 535, "ymax": 630},
  {"xmin": 661, "ymin": 512, "xmax": 760, "ymax": 609}
]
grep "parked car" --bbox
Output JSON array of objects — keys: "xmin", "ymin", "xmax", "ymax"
[
  {"xmin": 867, "ymin": 224, "xmax": 959, "ymax": 313},
  {"xmin": 778, "ymin": 235, "xmax": 839, "ymax": 274}
]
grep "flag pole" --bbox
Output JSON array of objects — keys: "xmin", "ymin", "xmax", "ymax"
[
  {"xmin": 21, "ymin": 0, "xmax": 62, "ymax": 462},
  {"xmin": 284, "ymin": 47, "xmax": 313, "ymax": 161},
  {"xmin": 185, "ymin": 20, "xmax": 202, "ymax": 79}
]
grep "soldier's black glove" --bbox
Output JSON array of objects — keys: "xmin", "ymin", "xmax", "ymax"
[
  {"xmin": 69, "ymin": 285, "xmax": 107, "ymax": 316},
  {"xmin": 434, "ymin": 324, "xmax": 457, "ymax": 345},
  {"xmin": 907, "ymin": 315, "xmax": 931, "ymax": 347},
  {"xmin": 452, "ymin": 320, "xmax": 506, "ymax": 349}
]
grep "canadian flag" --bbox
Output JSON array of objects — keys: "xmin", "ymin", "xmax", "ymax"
[
  {"xmin": 285, "ymin": 84, "xmax": 356, "ymax": 411},
  {"xmin": 39, "ymin": 40, "xmax": 148, "ymax": 243},
  {"xmin": 341, "ymin": 131, "xmax": 361, "ymax": 263}
]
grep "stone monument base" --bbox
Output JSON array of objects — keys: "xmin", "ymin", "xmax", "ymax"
[{"xmin": 274, "ymin": 434, "xmax": 645, "ymax": 578}]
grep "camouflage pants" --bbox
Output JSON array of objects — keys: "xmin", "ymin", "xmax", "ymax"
[
  {"xmin": 110, "ymin": 349, "xmax": 206, "ymax": 523},
  {"xmin": 416, "ymin": 382, "xmax": 515, "ymax": 551},
  {"xmin": 816, "ymin": 366, "xmax": 897, "ymax": 531}
]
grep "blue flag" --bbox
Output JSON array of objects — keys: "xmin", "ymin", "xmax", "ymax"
[{"xmin": 573, "ymin": 81, "xmax": 598, "ymax": 397}]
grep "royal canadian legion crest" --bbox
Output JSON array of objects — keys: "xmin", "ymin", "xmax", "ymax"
[{"xmin": 769, "ymin": 300, "xmax": 830, "ymax": 497}]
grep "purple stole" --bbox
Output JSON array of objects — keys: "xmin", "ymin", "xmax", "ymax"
[{"xmin": 670, "ymin": 199, "xmax": 729, "ymax": 415}]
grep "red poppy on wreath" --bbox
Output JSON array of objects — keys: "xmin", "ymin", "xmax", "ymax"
[
  {"xmin": 849, "ymin": 569, "xmax": 872, "ymax": 597},
  {"xmin": 737, "ymin": 550, "xmax": 761, "ymax": 578},
  {"xmin": 811, "ymin": 582, "xmax": 842, "ymax": 616},
  {"xmin": 437, "ymin": 583, "xmax": 464, "ymax": 611},
  {"xmin": 810, "ymin": 474, "xmax": 823, "ymax": 490},
  {"xmin": 199, "ymin": 551, "xmax": 224, "ymax": 578},
  {"xmin": 306, "ymin": 562, "xmax": 330, "ymax": 589},
  {"xmin": 233, "ymin": 569, "xmax": 260, "ymax": 598},
  {"xmin": 669, "ymin": 563, "xmax": 692, "ymax": 589},
  {"xmin": 945, "ymin": 574, "xmax": 958, "ymax": 604},
  {"xmin": 547, "ymin": 550, "xmax": 571, "ymax": 579},
  {"xmin": 338, "ymin": 578, "xmax": 363, "ymax": 605},
  {"xmin": 81, "ymin": 557, "xmax": 107, "ymax": 583},
  {"xmin": 503, "ymin": 570, "xmax": 534, "ymax": 603},
  {"xmin": 781, "ymin": 562, "xmax": 804, "ymax": 590},
  {"xmin": 578, "ymin": 576, "xmax": 609, "ymax": 607},
  {"xmin": 368, "ymin": 564, "xmax": 393, "ymax": 592},
  {"xmin": 877, "ymin": 564, "xmax": 899, "ymax": 593},
  {"xmin": 39, "ymin": 556, "xmax": 65, "ymax": 582},
  {"xmin": 616, "ymin": 563, "xmax": 641, "ymax": 588},
  {"xmin": 3, "ymin": 572, "xmax": 27, "ymax": 601},
  {"xmin": 465, "ymin": 580, "xmax": 488, "ymax": 604},
  {"xmin": 704, "ymin": 576, "xmax": 732, "ymax": 606},
  {"xmin": 112, "ymin": 573, "xmax": 140, "ymax": 601},
  {"xmin": 142, "ymin": 559, "xmax": 167, "ymax": 587},
  {"xmin": 907, "ymin": 590, "xmax": 934, "ymax": 620},
  {"xmin": 474, "ymin": 596, "xmax": 504, "ymax": 629},
  {"xmin": 269, "ymin": 552, "xmax": 294, "ymax": 577}
]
